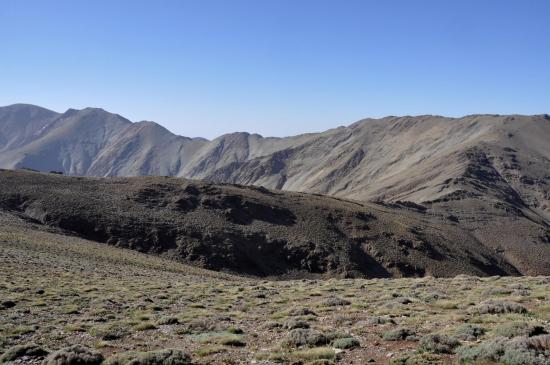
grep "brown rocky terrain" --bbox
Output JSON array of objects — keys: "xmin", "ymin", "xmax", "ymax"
[{"xmin": 0, "ymin": 169, "xmax": 548, "ymax": 278}]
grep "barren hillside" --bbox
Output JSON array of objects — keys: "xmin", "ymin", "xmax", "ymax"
[{"xmin": 1, "ymin": 169, "xmax": 548, "ymax": 277}]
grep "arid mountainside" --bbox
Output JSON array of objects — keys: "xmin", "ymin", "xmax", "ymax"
[
  {"xmin": 1, "ymin": 169, "xmax": 549, "ymax": 277},
  {"xmin": 1, "ymin": 104, "xmax": 549, "ymax": 224},
  {"xmin": 1, "ymin": 104, "xmax": 549, "ymax": 277}
]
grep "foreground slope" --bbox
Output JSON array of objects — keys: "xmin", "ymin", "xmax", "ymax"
[
  {"xmin": 1, "ymin": 211, "xmax": 549, "ymax": 364},
  {"xmin": 2, "ymin": 169, "xmax": 549, "ymax": 277}
]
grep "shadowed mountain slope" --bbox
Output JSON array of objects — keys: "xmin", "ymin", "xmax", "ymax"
[{"xmin": 1, "ymin": 169, "xmax": 549, "ymax": 277}]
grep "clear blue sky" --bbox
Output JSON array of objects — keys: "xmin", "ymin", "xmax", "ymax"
[{"xmin": 1, "ymin": 0, "xmax": 549, "ymax": 139}]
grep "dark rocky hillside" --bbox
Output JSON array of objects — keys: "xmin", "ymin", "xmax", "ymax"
[{"xmin": 2, "ymin": 169, "xmax": 548, "ymax": 278}]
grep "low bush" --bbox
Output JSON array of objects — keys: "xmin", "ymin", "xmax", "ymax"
[
  {"xmin": 43, "ymin": 345, "xmax": 104, "ymax": 365},
  {"xmin": 184, "ymin": 318, "xmax": 218, "ymax": 333},
  {"xmin": 492, "ymin": 321, "xmax": 547, "ymax": 338},
  {"xmin": 104, "ymin": 349, "xmax": 191, "ymax": 365},
  {"xmin": 366, "ymin": 316, "xmax": 396, "ymax": 325},
  {"xmin": 473, "ymin": 300, "xmax": 527, "ymax": 314},
  {"xmin": 225, "ymin": 326, "xmax": 244, "ymax": 334},
  {"xmin": 390, "ymin": 352, "xmax": 445, "ymax": 365},
  {"xmin": 0, "ymin": 343, "xmax": 48, "ymax": 362},
  {"xmin": 332, "ymin": 337, "xmax": 360, "ymax": 349},
  {"xmin": 134, "ymin": 322, "xmax": 157, "ymax": 331},
  {"xmin": 452, "ymin": 324, "xmax": 485, "ymax": 341},
  {"xmin": 321, "ymin": 297, "xmax": 351, "ymax": 307},
  {"xmin": 383, "ymin": 328, "xmax": 416, "ymax": 341},
  {"xmin": 419, "ymin": 333, "xmax": 460, "ymax": 354},
  {"xmin": 325, "ymin": 331, "xmax": 349, "ymax": 342},
  {"xmin": 288, "ymin": 307, "xmax": 317, "ymax": 316},
  {"xmin": 456, "ymin": 334, "xmax": 550, "ymax": 365},
  {"xmin": 283, "ymin": 329, "xmax": 328, "ymax": 347},
  {"xmin": 283, "ymin": 318, "xmax": 310, "ymax": 330},
  {"xmin": 292, "ymin": 347, "xmax": 335, "ymax": 361},
  {"xmin": 157, "ymin": 316, "xmax": 178, "ymax": 325},
  {"xmin": 89, "ymin": 323, "xmax": 129, "ymax": 340},
  {"xmin": 1, "ymin": 300, "xmax": 16, "ymax": 310},
  {"xmin": 218, "ymin": 335, "xmax": 246, "ymax": 347}
]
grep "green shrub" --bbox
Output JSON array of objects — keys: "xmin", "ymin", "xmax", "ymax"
[
  {"xmin": 0, "ymin": 343, "xmax": 48, "ymax": 362},
  {"xmin": 283, "ymin": 318, "xmax": 310, "ymax": 330},
  {"xmin": 288, "ymin": 307, "xmax": 317, "ymax": 316},
  {"xmin": 492, "ymin": 321, "xmax": 547, "ymax": 338},
  {"xmin": 157, "ymin": 316, "xmax": 179, "ymax": 325},
  {"xmin": 225, "ymin": 326, "xmax": 244, "ymax": 334},
  {"xmin": 332, "ymin": 337, "xmax": 360, "ymax": 349},
  {"xmin": 456, "ymin": 337, "xmax": 507, "ymax": 363},
  {"xmin": 184, "ymin": 318, "xmax": 218, "ymax": 333},
  {"xmin": 419, "ymin": 334, "xmax": 460, "ymax": 354},
  {"xmin": 325, "ymin": 331, "xmax": 350, "ymax": 342},
  {"xmin": 383, "ymin": 328, "xmax": 416, "ymax": 341},
  {"xmin": 456, "ymin": 334, "xmax": 550, "ymax": 365},
  {"xmin": 195, "ymin": 345, "xmax": 226, "ymax": 357},
  {"xmin": 134, "ymin": 322, "xmax": 157, "ymax": 331},
  {"xmin": 473, "ymin": 300, "xmax": 527, "ymax": 314},
  {"xmin": 89, "ymin": 323, "xmax": 129, "ymax": 340},
  {"xmin": 283, "ymin": 329, "xmax": 328, "ymax": 347},
  {"xmin": 293, "ymin": 347, "xmax": 335, "ymax": 361},
  {"xmin": 321, "ymin": 297, "xmax": 351, "ymax": 307},
  {"xmin": 390, "ymin": 352, "xmax": 445, "ymax": 365},
  {"xmin": 366, "ymin": 316, "xmax": 395, "ymax": 325},
  {"xmin": 219, "ymin": 335, "xmax": 246, "ymax": 347},
  {"xmin": 43, "ymin": 345, "xmax": 104, "ymax": 365},
  {"xmin": 483, "ymin": 287, "xmax": 512, "ymax": 297},
  {"xmin": 452, "ymin": 324, "xmax": 485, "ymax": 341},
  {"xmin": 1, "ymin": 300, "xmax": 16, "ymax": 309},
  {"xmin": 104, "ymin": 349, "xmax": 191, "ymax": 365}
]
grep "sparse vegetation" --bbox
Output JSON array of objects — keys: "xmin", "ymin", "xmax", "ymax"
[
  {"xmin": 492, "ymin": 321, "xmax": 547, "ymax": 338},
  {"xmin": 43, "ymin": 345, "xmax": 104, "ymax": 365},
  {"xmin": 0, "ymin": 343, "xmax": 48, "ymax": 362},
  {"xmin": 103, "ymin": 349, "xmax": 191, "ymax": 365},
  {"xmin": 473, "ymin": 299, "xmax": 528, "ymax": 314},
  {"xmin": 419, "ymin": 333, "xmax": 460, "ymax": 354},
  {"xmin": 383, "ymin": 328, "xmax": 416, "ymax": 341},
  {"xmin": 456, "ymin": 334, "xmax": 550, "ymax": 365},
  {"xmin": 0, "ymin": 210, "xmax": 549, "ymax": 364},
  {"xmin": 283, "ymin": 329, "xmax": 328, "ymax": 348},
  {"xmin": 332, "ymin": 337, "xmax": 360, "ymax": 349}
]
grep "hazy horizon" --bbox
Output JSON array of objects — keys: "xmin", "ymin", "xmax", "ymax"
[
  {"xmin": 6, "ymin": 102, "xmax": 550, "ymax": 141},
  {"xmin": 2, "ymin": 0, "xmax": 549, "ymax": 139}
]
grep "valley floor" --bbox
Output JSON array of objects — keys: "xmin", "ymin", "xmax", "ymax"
[{"xmin": 0, "ymin": 222, "xmax": 549, "ymax": 364}]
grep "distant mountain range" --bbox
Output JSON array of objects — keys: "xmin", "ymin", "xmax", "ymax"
[
  {"xmin": 1, "ymin": 103, "xmax": 549, "ymax": 276},
  {"xmin": 2, "ymin": 104, "xmax": 549, "ymax": 216}
]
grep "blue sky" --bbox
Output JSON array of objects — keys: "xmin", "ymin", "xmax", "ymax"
[{"xmin": 1, "ymin": 0, "xmax": 549, "ymax": 139}]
